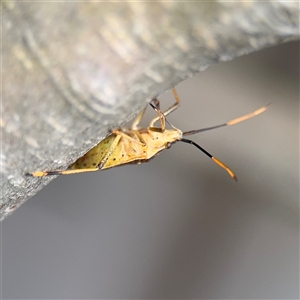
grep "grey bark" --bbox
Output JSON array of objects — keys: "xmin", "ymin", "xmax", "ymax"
[{"xmin": 1, "ymin": 2, "xmax": 299, "ymax": 220}]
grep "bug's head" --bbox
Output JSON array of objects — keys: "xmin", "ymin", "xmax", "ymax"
[
  {"xmin": 149, "ymin": 127, "xmax": 182, "ymax": 150},
  {"xmin": 163, "ymin": 128, "xmax": 183, "ymax": 149}
]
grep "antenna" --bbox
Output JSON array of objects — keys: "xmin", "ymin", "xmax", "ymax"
[
  {"xmin": 183, "ymin": 104, "xmax": 270, "ymax": 136},
  {"xmin": 180, "ymin": 138, "xmax": 237, "ymax": 181}
]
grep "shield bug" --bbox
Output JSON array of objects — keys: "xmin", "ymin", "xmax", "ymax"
[{"xmin": 27, "ymin": 88, "xmax": 268, "ymax": 180}]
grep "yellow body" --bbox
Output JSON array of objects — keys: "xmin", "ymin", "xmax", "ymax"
[{"xmin": 70, "ymin": 128, "xmax": 182, "ymax": 171}]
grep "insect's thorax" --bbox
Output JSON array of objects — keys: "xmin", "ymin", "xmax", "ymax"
[{"xmin": 138, "ymin": 128, "xmax": 181, "ymax": 159}]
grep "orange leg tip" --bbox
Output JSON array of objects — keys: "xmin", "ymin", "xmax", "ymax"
[{"xmin": 27, "ymin": 171, "xmax": 45, "ymax": 177}]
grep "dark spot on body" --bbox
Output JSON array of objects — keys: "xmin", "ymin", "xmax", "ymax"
[
  {"xmin": 83, "ymin": 163, "xmax": 87, "ymax": 167},
  {"xmin": 113, "ymin": 158, "xmax": 116, "ymax": 161},
  {"xmin": 93, "ymin": 163, "xmax": 96, "ymax": 166}
]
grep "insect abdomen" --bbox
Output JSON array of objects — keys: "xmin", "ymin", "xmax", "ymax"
[{"xmin": 69, "ymin": 135, "xmax": 116, "ymax": 170}]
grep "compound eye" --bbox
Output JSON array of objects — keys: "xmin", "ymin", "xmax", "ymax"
[{"xmin": 166, "ymin": 142, "xmax": 172, "ymax": 149}]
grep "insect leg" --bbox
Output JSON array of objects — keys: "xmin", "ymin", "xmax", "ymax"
[
  {"xmin": 149, "ymin": 98, "xmax": 166, "ymax": 132},
  {"xmin": 149, "ymin": 87, "xmax": 180, "ymax": 128},
  {"xmin": 132, "ymin": 130, "xmax": 146, "ymax": 146},
  {"xmin": 166, "ymin": 87, "xmax": 181, "ymax": 116},
  {"xmin": 111, "ymin": 129, "xmax": 146, "ymax": 146},
  {"xmin": 27, "ymin": 167, "xmax": 101, "ymax": 177},
  {"xmin": 131, "ymin": 107, "xmax": 147, "ymax": 130}
]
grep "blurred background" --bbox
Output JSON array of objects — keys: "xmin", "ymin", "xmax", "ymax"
[{"xmin": 2, "ymin": 41, "xmax": 299, "ymax": 299}]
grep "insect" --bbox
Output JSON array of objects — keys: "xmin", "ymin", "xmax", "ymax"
[{"xmin": 27, "ymin": 88, "xmax": 268, "ymax": 180}]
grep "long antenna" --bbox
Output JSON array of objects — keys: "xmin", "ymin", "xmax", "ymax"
[
  {"xmin": 183, "ymin": 104, "xmax": 270, "ymax": 136},
  {"xmin": 180, "ymin": 138, "xmax": 237, "ymax": 181}
]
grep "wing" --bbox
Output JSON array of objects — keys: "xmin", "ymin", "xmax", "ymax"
[{"xmin": 69, "ymin": 135, "xmax": 116, "ymax": 170}]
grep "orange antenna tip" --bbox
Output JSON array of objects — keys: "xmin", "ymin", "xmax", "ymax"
[
  {"xmin": 227, "ymin": 104, "xmax": 270, "ymax": 126},
  {"xmin": 212, "ymin": 157, "xmax": 237, "ymax": 181}
]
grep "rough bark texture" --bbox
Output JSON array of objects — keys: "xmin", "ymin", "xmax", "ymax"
[{"xmin": 1, "ymin": 2, "xmax": 299, "ymax": 220}]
